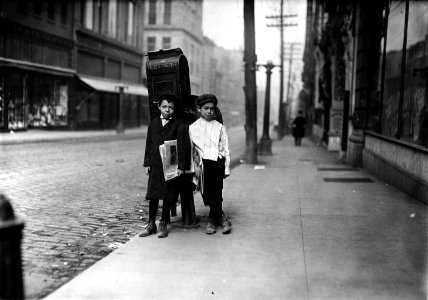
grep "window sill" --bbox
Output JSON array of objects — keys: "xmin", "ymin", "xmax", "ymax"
[{"xmin": 365, "ymin": 130, "xmax": 428, "ymax": 154}]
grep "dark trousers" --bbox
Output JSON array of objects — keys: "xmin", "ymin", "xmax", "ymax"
[
  {"xmin": 148, "ymin": 174, "xmax": 194, "ymax": 224},
  {"xmin": 202, "ymin": 158, "xmax": 225, "ymax": 221}
]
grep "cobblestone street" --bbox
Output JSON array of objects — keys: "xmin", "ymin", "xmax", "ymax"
[
  {"xmin": 0, "ymin": 127, "xmax": 245, "ymax": 299},
  {"xmin": 1, "ymin": 137, "xmax": 148, "ymax": 299}
]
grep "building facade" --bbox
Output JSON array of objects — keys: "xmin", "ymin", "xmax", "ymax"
[
  {"xmin": 142, "ymin": 0, "xmax": 203, "ymax": 95},
  {"xmin": 303, "ymin": 0, "xmax": 428, "ymax": 204},
  {"xmin": 0, "ymin": 0, "xmax": 149, "ymax": 132}
]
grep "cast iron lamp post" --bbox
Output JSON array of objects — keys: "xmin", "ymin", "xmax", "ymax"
[
  {"xmin": 116, "ymin": 84, "xmax": 128, "ymax": 134},
  {"xmin": 258, "ymin": 60, "xmax": 278, "ymax": 155}
]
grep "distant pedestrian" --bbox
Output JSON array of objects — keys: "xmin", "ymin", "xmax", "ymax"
[
  {"xmin": 189, "ymin": 94, "xmax": 232, "ymax": 235},
  {"xmin": 292, "ymin": 110, "xmax": 307, "ymax": 146},
  {"xmin": 139, "ymin": 94, "xmax": 193, "ymax": 238}
]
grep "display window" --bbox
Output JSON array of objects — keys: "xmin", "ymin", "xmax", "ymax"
[
  {"xmin": 28, "ymin": 75, "xmax": 69, "ymax": 127},
  {"xmin": 381, "ymin": 0, "xmax": 428, "ymax": 147},
  {"xmin": 401, "ymin": 1, "xmax": 428, "ymax": 146},
  {"xmin": 75, "ymin": 91, "xmax": 100, "ymax": 125},
  {"xmin": 3, "ymin": 71, "xmax": 27, "ymax": 130},
  {"xmin": 0, "ymin": 76, "xmax": 4, "ymax": 129},
  {"xmin": 381, "ymin": 1, "xmax": 406, "ymax": 138}
]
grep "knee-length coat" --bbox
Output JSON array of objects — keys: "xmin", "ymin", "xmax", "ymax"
[
  {"xmin": 292, "ymin": 116, "xmax": 307, "ymax": 138},
  {"xmin": 144, "ymin": 117, "xmax": 191, "ymax": 200}
]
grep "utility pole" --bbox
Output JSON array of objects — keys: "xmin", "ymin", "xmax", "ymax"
[
  {"xmin": 284, "ymin": 42, "xmax": 302, "ymax": 132},
  {"xmin": 266, "ymin": 1, "xmax": 297, "ymax": 140},
  {"xmin": 243, "ymin": 0, "xmax": 258, "ymax": 164}
]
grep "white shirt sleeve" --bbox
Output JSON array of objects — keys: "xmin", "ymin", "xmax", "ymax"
[{"xmin": 219, "ymin": 125, "xmax": 231, "ymax": 176}]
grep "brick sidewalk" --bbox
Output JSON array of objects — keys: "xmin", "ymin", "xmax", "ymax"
[{"xmin": 45, "ymin": 135, "xmax": 427, "ymax": 300}]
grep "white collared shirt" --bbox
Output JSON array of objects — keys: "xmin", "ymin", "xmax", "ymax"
[
  {"xmin": 160, "ymin": 116, "xmax": 170, "ymax": 126},
  {"xmin": 189, "ymin": 118, "xmax": 231, "ymax": 175}
]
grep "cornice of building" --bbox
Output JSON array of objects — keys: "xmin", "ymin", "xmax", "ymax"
[
  {"xmin": 143, "ymin": 26, "xmax": 203, "ymax": 45},
  {"xmin": 76, "ymin": 28, "xmax": 145, "ymax": 57}
]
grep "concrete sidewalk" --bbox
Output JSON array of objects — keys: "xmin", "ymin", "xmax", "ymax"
[{"xmin": 45, "ymin": 136, "xmax": 426, "ymax": 300}]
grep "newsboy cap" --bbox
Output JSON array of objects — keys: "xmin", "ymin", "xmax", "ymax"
[
  {"xmin": 157, "ymin": 93, "xmax": 178, "ymax": 105},
  {"xmin": 196, "ymin": 94, "xmax": 218, "ymax": 107}
]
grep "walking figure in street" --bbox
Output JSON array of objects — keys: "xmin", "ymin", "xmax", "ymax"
[
  {"xmin": 292, "ymin": 110, "xmax": 307, "ymax": 146},
  {"xmin": 140, "ymin": 94, "xmax": 193, "ymax": 238},
  {"xmin": 189, "ymin": 94, "xmax": 232, "ymax": 234}
]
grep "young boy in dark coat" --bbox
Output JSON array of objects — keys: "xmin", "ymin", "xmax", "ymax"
[{"xmin": 139, "ymin": 94, "xmax": 192, "ymax": 238}]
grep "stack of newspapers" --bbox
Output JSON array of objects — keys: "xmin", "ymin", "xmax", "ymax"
[{"xmin": 159, "ymin": 140, "xmax": 197, "ymax": 181}]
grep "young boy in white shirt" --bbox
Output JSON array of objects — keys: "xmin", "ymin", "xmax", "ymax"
[{"xmin": 189, "ymin": 94, "xmax": 232, "ymax": 234}]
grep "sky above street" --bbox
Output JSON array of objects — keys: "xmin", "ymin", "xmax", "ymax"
[
  {"xmin": 202, "ymin": 0, "xmax": 307, "ymax": 121},
  {"xmin": 202, "ymin": 0, "xmax": 306, "ymax": 64}
]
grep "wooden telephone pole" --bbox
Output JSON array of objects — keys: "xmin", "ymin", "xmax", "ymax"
[
  {"xmin": 266, "ymin": 0, "xmax": 297, "ymax": 140},
  {"xmin": 243, "ymin": 0, "xmax": 258, "ymax": 164},
  {"xmin": 284, "ymin": 42, "xmax": 302, "ymax": 129}
]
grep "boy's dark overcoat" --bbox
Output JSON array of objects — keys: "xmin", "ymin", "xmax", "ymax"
[{"xmin": 144, "ymin": 117, "xmax": 191, "ymax": 200}]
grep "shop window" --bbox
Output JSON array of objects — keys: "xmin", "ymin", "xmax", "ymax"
[
  {"xmin": 28, "ymin": 76, "xmax": 68, "ymax": 128},
  {"xmin": 4, "ymin": 72, "xmax": 27, "ymax": 130},
  {"xmin": 401, "ymin": 1, "xmax": 428, "ymax": 146},
  {"xmin": 381, "ymin": 1, "xmax": 406, "ymax": 138},
  {"xmin": 0, "ymin": 76, "xmax": 4, "ymax": 129},
  {"xmin": 76, "ymin": 93, "xmax": 100, "ymax": 124},
  {"xmin": 381, "ymin": 0, "xmax": 428, "ymax": 147}
]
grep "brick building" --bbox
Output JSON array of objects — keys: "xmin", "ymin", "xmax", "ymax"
[
  {"xmin": 0, "ymin": 0, "xmax": 149, "ymax": 132},
  {"xmin": 142, "ymin": 0, "xmax": 203, "ymax": 95},
  {"xmin": 142, "ymin": 0, "xmax": 245, "ymax": 128}
]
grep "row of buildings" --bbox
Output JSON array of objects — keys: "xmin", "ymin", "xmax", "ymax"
[
  {"xmin": 0, "ymin": 0, "xmax": 244, "ymax": 132},
  {"xmin": 301, "ymin": 0, "xmax": 427, "ymax": 204}
]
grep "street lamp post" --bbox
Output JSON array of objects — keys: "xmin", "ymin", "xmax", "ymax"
[
  {"xmin": 258, "ymin": 60, "xmax": 277, "ymax": 155},
  {"xmin": 116, "ymin": 85, "xmax": 126, "ymax": 134}
]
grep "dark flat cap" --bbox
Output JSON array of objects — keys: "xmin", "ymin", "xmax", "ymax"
[{"xmin": 196, "ymin": 94, "xmax": 218, "ymax": 107}]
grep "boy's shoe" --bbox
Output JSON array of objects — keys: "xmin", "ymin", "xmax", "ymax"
[
  {"xmin": 139, "ymin": 221, "xmax": 157, "ymax": 237},
  {"xmin": 220, "ymin": 213, "xmax": 232, "ymax": 234},
  {"xmin": 206, "ymin": 218, "xmax": 216, "ymax": 234},
  {"xmin": 158, "ymin": 220, "xmax": 168, "ymax": 238}
]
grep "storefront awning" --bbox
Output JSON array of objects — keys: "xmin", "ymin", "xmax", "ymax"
[
  {"xmin": 77, "ymin": 75, "xmax": 148, "ymax": 96},
  {"xmin": 0, "ymin": 57, "xmax": 76, "ymax": 77}
]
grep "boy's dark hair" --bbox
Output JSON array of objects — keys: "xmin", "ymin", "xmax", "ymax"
[
  {"xmin": 196, "ymin": 94, "xmax": 218, "ymax": 107},
  {"xmin": 158, "ymin": 93, "xmax": 178, "ymax": 106}
]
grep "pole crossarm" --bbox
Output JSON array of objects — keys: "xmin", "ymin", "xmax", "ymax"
[
  {"xmin": 267, "ymin": 23, "xmax": 298, "ymax": 27},
  {"xmin": 265, "ymin": 14, "xmax": 297, "ymax": 18}
]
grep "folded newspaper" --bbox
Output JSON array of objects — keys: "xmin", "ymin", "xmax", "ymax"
[{"xmin": 159, "ymin": 139, "xmax": 195, "ymax": 181}]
